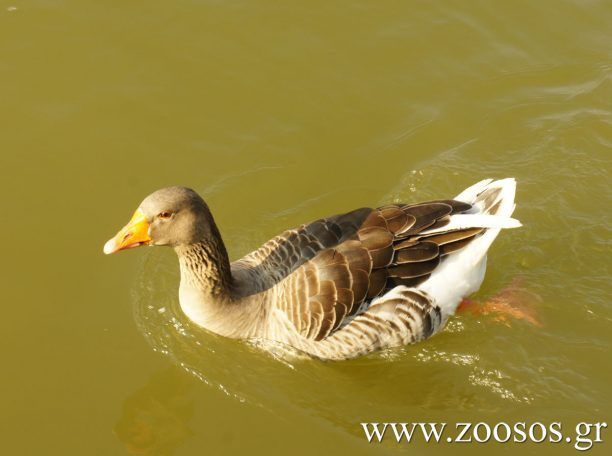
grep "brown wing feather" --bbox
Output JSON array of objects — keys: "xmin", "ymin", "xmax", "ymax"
[{"xmin": 232, "ymin": 200, "xmax": 482, "ymax": 341}]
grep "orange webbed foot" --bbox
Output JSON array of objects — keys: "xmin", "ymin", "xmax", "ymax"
[{"xmin": 457, "ymin": 277, "xmax": 542, "ymax": 327}]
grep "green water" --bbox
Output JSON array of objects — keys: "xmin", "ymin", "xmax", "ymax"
[{"xmin": 1, "ymin": 1, "xmax": 611, "ymax": 454}]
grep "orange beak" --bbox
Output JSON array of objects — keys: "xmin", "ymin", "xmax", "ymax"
[{"xmin": 103, "ymin": 209, "xmax": 152, "ymax": 254}]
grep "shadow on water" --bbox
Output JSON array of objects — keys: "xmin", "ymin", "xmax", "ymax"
[{"xmin": 115, "ymin": 367, "xmax": 195, "ymax": 455}]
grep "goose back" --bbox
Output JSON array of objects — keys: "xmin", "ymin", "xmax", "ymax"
[{"xmin": 230, "ymin": 199, "xmax": 480, "ymax": 343}]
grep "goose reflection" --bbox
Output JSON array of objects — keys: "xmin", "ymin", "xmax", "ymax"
[{"xmin": 114, "ymin": 367, "xmax": 195, "ymax": 455}]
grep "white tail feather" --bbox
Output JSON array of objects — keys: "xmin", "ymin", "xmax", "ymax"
[
  {"xmin": 420, "ymin": 214, "xmax": 521, "ymax": 235},
  {"xmin": 454, "ymin": 178, "xmax": 493, "ymax": 202},
  {"xmin": 417, "ymin": 178, "xmax": 519, "ymax": 319}
]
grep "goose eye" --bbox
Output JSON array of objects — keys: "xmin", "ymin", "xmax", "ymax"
[{"xmin": 158, "ymin": 211, "xmax": 173, "ymax": 219}]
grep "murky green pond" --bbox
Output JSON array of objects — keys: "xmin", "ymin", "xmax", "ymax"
[{"xmin": 1, "ymin": 1, "xmax": 611, "ymax": 454}]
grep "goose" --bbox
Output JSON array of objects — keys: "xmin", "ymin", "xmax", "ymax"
[{"xmin": 104, "ymin": 178, "xmax": 521, "ymax": 360}]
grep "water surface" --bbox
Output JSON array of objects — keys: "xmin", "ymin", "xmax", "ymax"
[{"xmin": 1, "ymin": 1, "xmax": 611, "ymax": 454}]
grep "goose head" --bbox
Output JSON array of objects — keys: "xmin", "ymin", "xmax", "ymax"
[{"xmin": 103, "ymin": 186, "xmax": 214, "ymax": 254}]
